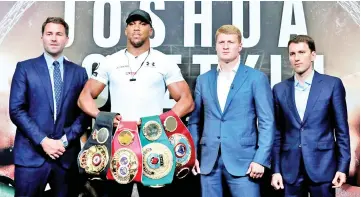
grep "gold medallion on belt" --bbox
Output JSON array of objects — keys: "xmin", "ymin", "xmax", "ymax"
[
  {"xmin": 110, "ymin": 148, "xmax": 139, "ymax": 184},
  {"xmin": 79, "ymin": 145, "xmax": 109, "ymax": 175},
  {"xmin": 142, "ymin": 143, "xmax": 173, "ymax": 179},
  {"xmin": 143, "ymin": 121, "xmax": 162, "ymax": 141}
]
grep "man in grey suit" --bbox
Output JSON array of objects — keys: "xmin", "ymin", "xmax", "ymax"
[{"xmin": 188, "ymin": 24, "xmax": 275, "ymax": 197}]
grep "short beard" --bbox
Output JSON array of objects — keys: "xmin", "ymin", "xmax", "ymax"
[{"xmin": 130, "ymin": 39, "xmax": 145, "ymax": 48}]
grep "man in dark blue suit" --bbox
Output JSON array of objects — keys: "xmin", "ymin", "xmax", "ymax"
[
  {"xmin": 9, "ymin": 17, "xmax": 89, "ymax": 197},
  {"xmin": 188, "ymin": 25, "xmax": 275, "ymax": 197},
  {"xmin": 271, "ymin": 35, "xmax": 351, "ymax": 197}
]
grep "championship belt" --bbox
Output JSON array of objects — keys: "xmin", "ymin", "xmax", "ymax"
[
  {"xmin": 106, "ymin": 121, "xmax": 143, "ymax": 184},
  {"xmin": 78, "ymin": 112, "xmax": 118, "ymax": 178},
  {"xmin": 139, "ymin": 115, "xmax": 176, "ymax": 187},
  {"xmin": 160, "ymin": 110, "xmax": 196, "ymax": 179}
]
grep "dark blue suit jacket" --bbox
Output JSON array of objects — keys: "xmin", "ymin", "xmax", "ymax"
[
  {"xmin": 188, "ymin": 64, "xmax": 275, "ymax": 176},
  {"xmin": 9, "ymin": 54, "xmax": 89, "ymax": 169},
  {"xmin": 272, "ymin": 71, "xmax": 351, "ymax": 184}
]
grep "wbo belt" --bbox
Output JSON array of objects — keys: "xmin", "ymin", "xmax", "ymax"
[
  {"xmin": 139, "ymin": 115, "xmax": 176, "ymax": 188},
  {"xmin": 107, "ymin": 121, "xmax": 143, "ymax": 184},
  {"xmin": 78, "ymin": 112, "xmax": 118, "ymax": 178},
  {"xmin": 160, "ymin": 110, "xmax": 196, "ymax": 179}
]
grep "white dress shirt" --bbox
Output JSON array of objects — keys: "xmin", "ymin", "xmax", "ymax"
[
  {"xmin": 217, "ymin": 57, "xmax": 241, "ymax": 112},
  {"xmin": 294, "ymin": 70, "xmax": 314, "ymax": 121}
]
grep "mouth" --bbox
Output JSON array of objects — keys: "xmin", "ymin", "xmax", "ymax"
[{"xmin": 132, "ymin": 34, "xmax": 141, "ymax": 38}]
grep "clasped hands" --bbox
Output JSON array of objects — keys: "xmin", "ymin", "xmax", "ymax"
[{"xmin": 41, "ymin": 137, "xmax": 65, "ymax": 160}]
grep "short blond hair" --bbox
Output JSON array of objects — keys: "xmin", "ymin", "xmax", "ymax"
[{"xmin": 215, "ymin": 25, "xmax": 242, "ymax": 43}]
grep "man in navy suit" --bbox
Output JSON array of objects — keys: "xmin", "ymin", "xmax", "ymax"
[
  {"xmin": 9, "ymin": 17, "xmax": 89, "ymax": 197},
  {"xmin": 188, "ymin": 25, "xmax": 275, "ymax": 197},
  {"xmin": 271, "ymin": 35, "xmax": 351, "ymax": 197}
]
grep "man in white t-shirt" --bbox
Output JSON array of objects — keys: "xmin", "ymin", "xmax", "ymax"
[{"xmin": 78, "ymin": 9, "xmax": 194, "ymax": 197}]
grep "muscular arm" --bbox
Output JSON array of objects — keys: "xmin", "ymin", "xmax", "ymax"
[
  {"xmin": 168, "ymin": 80, "xmax": 195, "ymax": 118},
  {"xmin": 77, "ymin": 79, "xmax": 106, "ymax": 118}
]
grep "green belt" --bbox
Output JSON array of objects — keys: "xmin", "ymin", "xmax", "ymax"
[
  {"xmin": 78, "ymin": 112, "xmax": 118, "ymax": 178},
  {"xmin": 139, "ymin": 115, "xmax": 176, "ymax": 187}
]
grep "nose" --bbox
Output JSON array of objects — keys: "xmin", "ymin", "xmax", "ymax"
[
  {"xmin": 51, "ymin": 35, "xmax": 56, "ymax": 41},
  {"xmin": 133, "ymin": 23, "xmax": 141, "ymax": 30},
  {"xmin": 294, "ymin": 53, "xmax": 300, "ymax": 61},
  {"xmin": 223, "ymin": 42, "xmax": 229, "ymax": 49}
]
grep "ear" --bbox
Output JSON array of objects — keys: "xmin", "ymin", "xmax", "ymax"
[
  {"xmin": 65, "ymin": 36, "xmax": 69, "ymax": 46},
  {"xmin": 149, "ymin": 27, "xmax": 153, "ymax": 37},
  {"xmin": 311, "ymin": 51, "xmax": 316, "ymax": 62},
  {"xmin": 125, "ymin": 26, "xmax": 128, "ymax": 37},
  {"xmin": 238, "ymin": 42, "xmax": 243, "ymax": 53}
]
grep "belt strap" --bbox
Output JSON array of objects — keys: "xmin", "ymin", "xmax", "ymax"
[
  {"xmin": 107, "ymin": 121, "xmax": 143, "ymax": 184},
  {"xmin": 78, "ymin": 112, "xmax": 118, "ymax": 178},
  {"xmin": 160, "ymin": 110, "xmax": 196, "ymax": 179},
  {"xmin": 139, "ymin": 115, "xmax": 176, "ymax": 187}
]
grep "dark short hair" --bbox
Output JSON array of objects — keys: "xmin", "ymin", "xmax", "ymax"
[
  {"xmin": 41, "ymin": 17, "xmax": 69, "ymax": 36},
  {"xmin": 288, "ymin": 35, "xmax": 316, "ymax": 52}
]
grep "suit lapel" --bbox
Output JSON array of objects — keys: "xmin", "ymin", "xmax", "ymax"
[
  {"xmin": 33, "ymin": 55, "xmax": 54, "ymax": 115},
  {"xmin": 223, "ymin": 64, "xmax": 248, "ymax": 113},
  {"xmin": 208, "ymin": 68, "xmax": 222, "ymax": 115},
  {"xmin": 286, "ymin": 77, "xmax": 302, "ymax": 124},
  {"xmin": 60, "ymin": 59, "xmax": 75, "ymax": 110},
  {"xmin": 302, "ymin": 71, "xmax": 323, "ymax": 123}
]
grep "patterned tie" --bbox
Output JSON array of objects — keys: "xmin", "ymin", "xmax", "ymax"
[{"xmin": 53, "ymin": 61, "xmax": 62, "ymax": 113}]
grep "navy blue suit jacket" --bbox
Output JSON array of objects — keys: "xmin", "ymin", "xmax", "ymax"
[
  {"xmin": 272, "ymin": 71, "xmax": 351, "ymax": 184},
  {"xmin": 9, "ymin": 54, "xmax": 89, "ymax": 169},
  {"xmin": 188, "ymin": 64, "xmax": 275, "ymax": 176}
]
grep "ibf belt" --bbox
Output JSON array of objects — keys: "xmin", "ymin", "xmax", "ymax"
[
  {"xmin": 106, "ymin": 121, "xmax": 143, "ymax": 184},
  {"xmin": 139, "ymin": 115, "xmax": 176, "ymax": 187},
  {"xmin": 160, "ymin": 110, "xmax": 196, "ymax": 179},
  {"xmin": 78, "ymin": 112, "xmax": 118, "ymax": 178}
]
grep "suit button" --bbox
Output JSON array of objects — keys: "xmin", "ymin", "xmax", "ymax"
[
  {"xmin": 217, "ymin": 136, "xmax": 220, "ymax": 139},
  {"xmin": 221, "ymin": 119, "xmax": 224, "ymax": 122},
  {"xmin": 301, "ymin": 128, "xmax": 304, "ymax": 131},
  {"xmin": 298, "ymin": 144, "xmax": 302, "ymax": 148}
]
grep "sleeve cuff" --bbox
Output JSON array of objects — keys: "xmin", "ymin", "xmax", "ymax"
[{"xmin": 61, "ymin": 134, "xmax": 68, "ymax": 147}]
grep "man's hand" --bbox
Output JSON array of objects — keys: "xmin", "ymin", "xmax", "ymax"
[
  {"xmin": 192, "ymin": 159, "xmax": 201, "ymax": 175},
  {"xmin": 113, "ymin": 114, "xmax": 122, "ymax": 128},
  {"xmin": 246, "ymin": 162, "xmax": 264, "ymax": 179},
  {"xmin": 332, "ymin": 171, "xmax": 347, "ymax": 188},
  {"xmin": 271, "ymin": 173, "xmax": 284, "ymax": 190},
  {"xmin": 41, "ymin": 137, "xmax": 65, "ymax": 160}
]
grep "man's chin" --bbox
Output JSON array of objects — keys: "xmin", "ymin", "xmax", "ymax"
[{"xmin": 130, "ymin": 40, "xmax": 145, "ymax": 48}]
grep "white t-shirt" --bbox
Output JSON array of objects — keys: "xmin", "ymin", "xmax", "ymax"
[{"xmin": 91, "ymin": 48, "xmax": 184, "ymax": 121}]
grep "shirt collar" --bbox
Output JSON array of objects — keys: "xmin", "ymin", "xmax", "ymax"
[
  {"xmin": 294, "ymin": 70, "xmax": 314, "ymax": 89},
  {"xmin": 125, "ymin": 49, "xmax": 151, "ymax": 60},
  {"xmin": 43, "ymin": 51, "xmax": 64, "ymax": 69},
  {"xmin": 217, "ymin": 56, "xmax": 241, "ymax": 73}
]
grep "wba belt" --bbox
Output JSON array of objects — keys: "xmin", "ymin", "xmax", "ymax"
[
  {"xmin": 107, "ymin": 121, "xmax": 143, "ymax": 184},
  {"xmin": 160, "ymin": 110, "xmax": 196, "ymax": 179},
  {"xmin": 78, "ymin": 112, "xmax": 118, "ymax": 178},
  {"xmin": 139, "ymin": 115, "xmax": 175, "ymax": 187}
]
